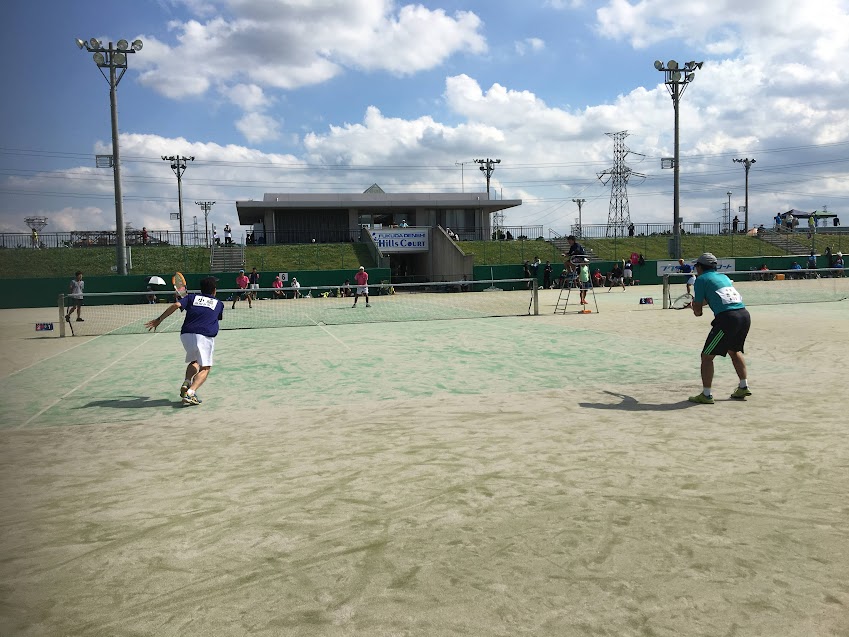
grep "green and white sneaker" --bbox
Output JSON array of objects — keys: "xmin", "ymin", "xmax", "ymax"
[
  {"xmin": 730, "ymin": 387, "xmax": 752, "ymax": 400},
  {"xmin": 182, "ymin": 393, "xmax": 202, "ymax": 406},
  {"xmin": 180, "ymin": 381, "xmax": 191, "ymax": 398},
  {"xmin": 688, "ymin": 393, "xmax": 715, "ymax": 404}
]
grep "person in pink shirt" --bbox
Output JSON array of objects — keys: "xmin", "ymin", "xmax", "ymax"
[
  {"xmin": 231, "ymin": 269, "xmax": 252, "ymax": 309},
  {"xmin": 272, "ymin": 275, "xmax": 285, "ymax": 299},
  {"xmin": 352, "ymin": 266, "xmax": 370, "ymax": 308}
]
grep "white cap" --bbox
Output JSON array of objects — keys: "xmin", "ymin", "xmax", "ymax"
[{"xmin": 359, "ymin": 266, "xmax": 365, "ymax": 270}]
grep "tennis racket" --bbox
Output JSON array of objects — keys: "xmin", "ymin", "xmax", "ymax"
[
  {"xmin": 65, "ymin": 309, "xmax": 75, "ymax": 336},
  {"xmin": 173, "ymin": 272, "xmax": 187, "ymax": 298},
  {"xmin": 670, "ymin": 293, "xmax": 693, "ymax": 309}
]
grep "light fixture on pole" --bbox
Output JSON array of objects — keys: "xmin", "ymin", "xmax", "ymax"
[
  {"xmin": 162, "ymin": 155, "xmax": 195, "ymax": 246},
  {"xmin": 732, "ymin": 158, "xmax": 756, "ymax": 232},
  {"xmin": 572, "ymin": 198, "xmax": 586, "ymax": 238},
  {"xmin": 75, "ymin": 36, "xmax": 144, "ymax": 275},
  {"xmin": 474, "ymin": 158, "xmax": 501, "ymax": 199},
  {"xmin": 654, "ymin": 59, "xmax": 703, "ymax": 259}
]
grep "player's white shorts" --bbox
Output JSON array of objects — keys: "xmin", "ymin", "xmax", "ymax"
[
  {"xmin": 181, "ymin": 333, "xmax": 215, "ymax": 367},
  {"xmin": 624, "ymin": 270, "xmax": 633, "ymax": 279},
  {"xmin": 357, "ymin": 285, "xmax": 368, "ymax": 295},
  {"xmin": 687, "ymin": 275, "xmax": 696, "ymax": 286},
  {"xmin": 250, "ymin": 283, "xmax": 259, "ymax": 290}
]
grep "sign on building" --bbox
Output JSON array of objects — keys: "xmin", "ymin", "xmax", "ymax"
[{"xmin": 370, "ymin": 228, "xmax": 429, "ymax": 253}]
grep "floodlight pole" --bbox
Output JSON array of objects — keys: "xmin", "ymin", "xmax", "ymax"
[
  {"xmin": 76, "ymin": 37, "xmax": 143, "ymax": 275},
  {"xmin": 163, "ymin": 155, "xmax": 194, "ymax": 246},
  {"xmin": 655, "ymin": 59, "xmax": 703, "ymax": 260},
  {"xmin": 727, "ymin": 191, "xmax": 732, "ymax": 233},
  {"xmin": 733, "ymin": 158, "xmax": 756, "ymax": 231}
]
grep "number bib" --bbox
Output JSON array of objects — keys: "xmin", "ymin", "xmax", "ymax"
[
  {"xmin": 715, "ymin": 285, "xmax": 742, "ymax": 305},
  {"xmin": 193, "ymin": 295, "xmax": 218, "ymax": 310}
]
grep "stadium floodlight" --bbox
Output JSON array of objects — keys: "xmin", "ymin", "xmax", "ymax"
[
  {"xmin": 75, "ymin": 35, "xmax": 143, "ymax": 275},
  {"xmin": 654, "ymin": 58, "xmax": 704, "ymax": 259}
]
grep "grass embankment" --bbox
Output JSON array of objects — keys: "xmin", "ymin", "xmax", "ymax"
[
  {"xmin": 2, "ymin": 234, "xmax": 845, "ymax": 279},
  {"xmin": 0, "ymin": 243, "xmax": 373, "ymax": 279}
]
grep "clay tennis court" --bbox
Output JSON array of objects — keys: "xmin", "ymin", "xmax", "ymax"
[{"xmin": 1, "ymin": 281, "xmax": 847, "ymax": 636}]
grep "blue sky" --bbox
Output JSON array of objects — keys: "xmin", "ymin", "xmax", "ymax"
[{"xmin": 2, "ymin": 0, "xmax": 849, "ymax": 236}]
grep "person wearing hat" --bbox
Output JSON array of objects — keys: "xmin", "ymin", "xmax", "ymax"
[
  {"xmin": 352, "ymin": 266, "xmax": 370, "ymax": 308},
  {"xmin": 689, "ymin": 253, "xmax": 751, "ymax": 404},
  {"xmin": 399, "ymin": 219, "xmax": 409, "ymax": 228},
  {"xmin": 834, "ymin": 252, "xmax": 844, "ymax": 276},
  {"xmin": 232, "ymin": 269, "xmax": 252, "ymax": 309},
  {"xmin": 145, "ymin": 276, "xmax": 222, "ymax": 406}
]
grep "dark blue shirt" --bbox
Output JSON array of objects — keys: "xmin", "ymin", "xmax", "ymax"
[{"xmin": 179, "ymin": 293, "xmax": 223, "ymax": 337}]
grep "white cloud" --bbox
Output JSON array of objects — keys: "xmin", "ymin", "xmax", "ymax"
[
  {"xmin": 515, "ymin": 38, "xmax": 545, "ymax": 56},
  {"xmin": 226, "ymin": 83, "xmax": 269, "ymax": 111},
  {"xmin": 235, "ymin": 112, "xmax": 282, "ymax": 144}
]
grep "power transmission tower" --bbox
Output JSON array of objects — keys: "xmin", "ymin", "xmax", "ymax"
[
  {"xmin": 474, "ymin": 158, "xmax": 501, "ymax": 199},
  {"xmin": 162, "ymin": 155, "xmax": 194, "ymax": 246},
  {"xmin": 597, "ymin": 131, "xmax": 643, "ymax": 238},
  {"xmin": 195, "ymin": 200, "xmax": 215, "ymax": 247}
]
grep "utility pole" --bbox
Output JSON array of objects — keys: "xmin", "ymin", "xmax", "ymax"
[
  {"xmin": 455, "ymin": 161, "xmax": 474, "ymax": 193},
  {"xmin": 571, "ymin": 198, "xmax": 586, "ymax": 238},
  {"xmin": 195, "ymin": 200, "xmax": 215, "ymax": 247},
  {"xmin": 727, "ymin": 191, "xmax": 732, "ymax": 233},
  {"xmin": 732, "ymin": 158, "xmax": 756, "ymax": 232},
  {"xmin": 474, "ymin": 158, "xmax": 501, "ymax": 199},
  {"xmin": 162, "ymin": 155, "xmax": 194, "ymax": 246}
]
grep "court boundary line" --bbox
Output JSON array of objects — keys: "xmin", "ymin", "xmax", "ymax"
[
  {"xmin": 3, "ymin": 334, "xmax": 104, "ymax": 379},
  {"xmin": 16, "ymin": 333, "xmax": 159, "ymax": 430}
]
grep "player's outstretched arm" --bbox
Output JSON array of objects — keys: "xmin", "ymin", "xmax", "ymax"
[{"xmin": 145, "ymin": 301, "xmax": 181, "ymax": 331}]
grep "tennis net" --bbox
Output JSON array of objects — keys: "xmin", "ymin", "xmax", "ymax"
[
  {"xmin": 58, "ymin": 279, "xmax": 539, "ymax": 336},
  {"xmin": 663, "ymin": 269, "xmax": 848, "ymax": 308}
]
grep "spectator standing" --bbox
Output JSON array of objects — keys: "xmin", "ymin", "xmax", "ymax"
[
  {"xmin": 543, "ymin": 261, "xmax": 553, "ymax": 289},
  {"xmin": 774, "ymin": 213, "xmax": 782, "ymax": 229},
  {"xmin": 213, "ymin": 228, "xmax": 220, "ymax": 246},
  {"xmin": 579, "ymin": 260, "xmax": 591, "ymax": 305},
  {"xmin": 628, "ymin": 222, "xmax": 635, "ymax": 237},
  {"xmin": 66, "ymin": 271, "xmax": 85, "ymax": 322},
  {"xmin": 352, "ymin": 266, "xmax": 370, "ymax": 307},
  {"xmin": 224, "ymin": 224, "xmax": 232, "ymax": 245},
  {"xmin": 142, "ymin": 227, "xmax": 148, "ymax": 245},
  {"xmin": 834, "ymin": 216, "xmax": 841, "ymax": 227},
  {"xmin": 523, "ymin": 261, "xmax": 532, "ymax": 288},
  {"xmin": 786, "ymin": 213, "xmax": 794, "ymax": 231},
  {"xmin": 732, "ymin": 216, "xmax": 739, "ymax": 233},
  {"xmin": 32, "ymin": 228, "xmax": 39, "ymax": 248}
]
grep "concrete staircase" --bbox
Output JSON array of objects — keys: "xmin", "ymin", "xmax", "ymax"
[
  {"xmin": 210, "ymin": 244, "xmax": 245, "ymax": 271},
  {"xmin": 756, "ymin": 229, "xmax": 812, "ymax": 256}
]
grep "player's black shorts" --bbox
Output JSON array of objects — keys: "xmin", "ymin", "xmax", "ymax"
[
  {"xmin": 702, "ymin": 308, "xmax": 751, "ymax": 357},
  {"xmin": 68, "ymin": 298, "xmax": 83, "ymax": 308}
]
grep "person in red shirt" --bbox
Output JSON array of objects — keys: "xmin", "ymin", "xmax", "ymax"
[
  {"xmin": 352, "ymin": 266, "xmax": 370, "ymax": 308},
  {"xmin": 231, "ymin": 269, "xmax": 252, "ymax": 309}
]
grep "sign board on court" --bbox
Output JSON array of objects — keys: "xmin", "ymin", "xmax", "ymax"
[
  {"xmin": 370, "ymin": 228, "xmax": 429, "ymax": 253},
  {"xmin": 657, "ymin": 259, "xmax": 736, "ymax": 276}
]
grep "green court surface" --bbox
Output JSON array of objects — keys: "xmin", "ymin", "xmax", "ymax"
[{"xmin": 1, "ymin": 284, "xmax": 848, "ymax": 636}]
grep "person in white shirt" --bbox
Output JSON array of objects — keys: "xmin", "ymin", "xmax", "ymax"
[{"xmin": 66, "ymin": 271, "xmax": 85, "ymax": 322}]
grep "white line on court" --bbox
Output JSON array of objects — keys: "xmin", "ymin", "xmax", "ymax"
[
  {"xmin": 17, "ymin": 333, "xmax": 159, "ymax": 429},
  {"xmin": 3, "ymin": 334, "xmax": 104, "ymax": 379}
]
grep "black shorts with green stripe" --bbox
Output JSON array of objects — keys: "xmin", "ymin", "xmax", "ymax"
[{"xmin": 702, "ymin": 308, "xmax": 751, "ymax": 357}]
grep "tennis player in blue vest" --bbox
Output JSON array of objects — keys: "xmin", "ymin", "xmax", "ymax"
[
  {"xmin": 145, "ymin": 276, "xmax": 223, "ymax": 406},
  {"xmin": 689, "ymin": 253, "xmax": 752, "ymax": 404}
]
